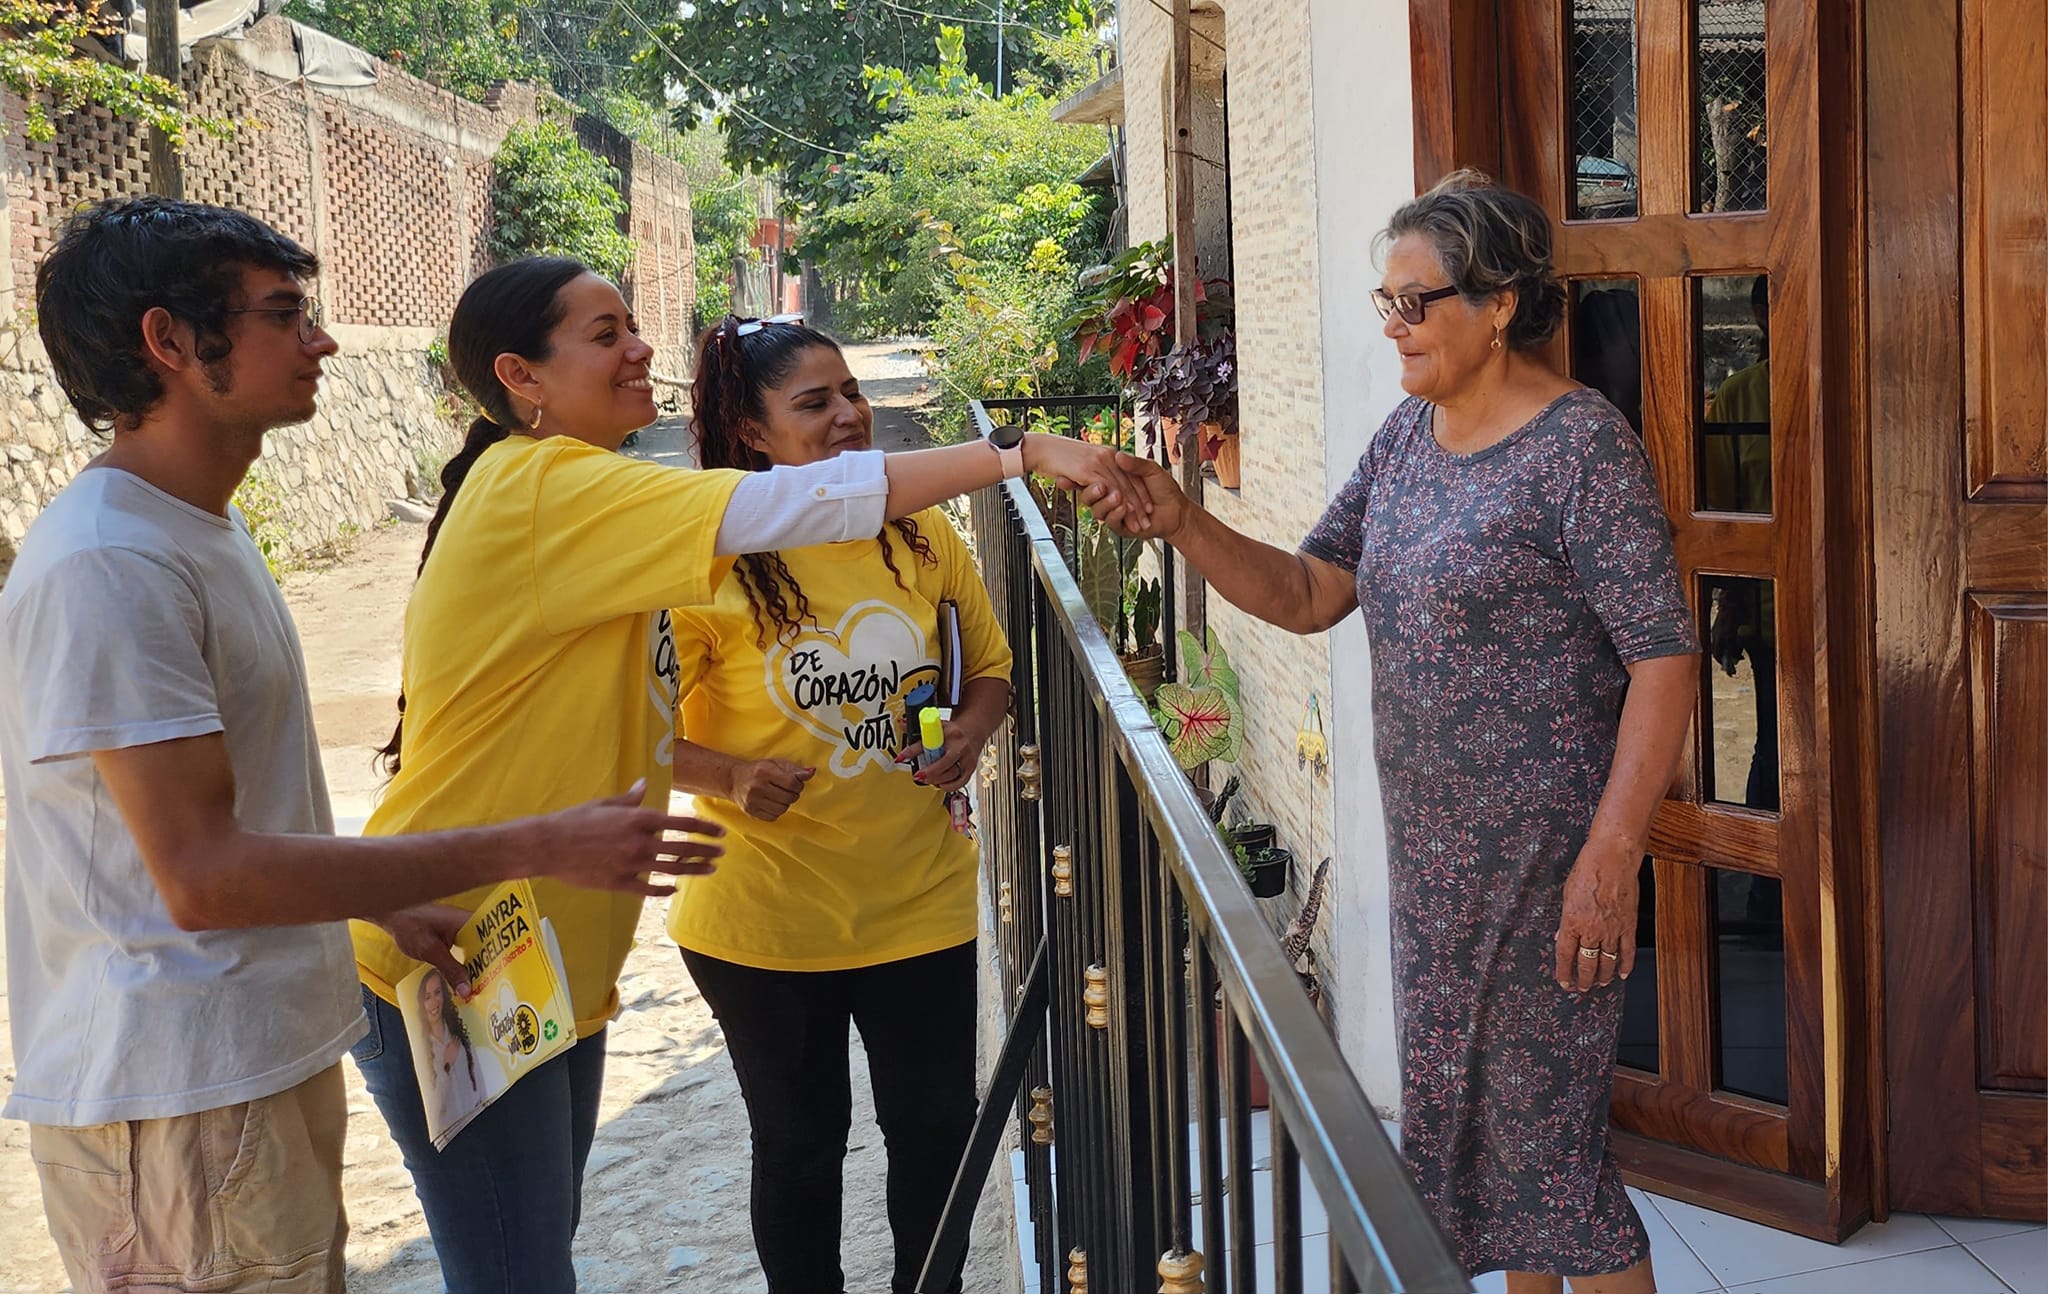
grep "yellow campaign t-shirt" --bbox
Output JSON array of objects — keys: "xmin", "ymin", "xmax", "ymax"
[
  {"xmin": 351, "ymin": 435, "xmax": 744, "ymax": 1038},
  {"xmin": 665, "ymin": 507, "xmax": 1012, "ymax": 971}
]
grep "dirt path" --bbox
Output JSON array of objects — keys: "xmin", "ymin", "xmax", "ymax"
[{"xmin": 0, "ymin": 344, "xmax": 1020, "ymax": 1293}]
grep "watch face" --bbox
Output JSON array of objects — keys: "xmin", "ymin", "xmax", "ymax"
[{"xmin": 990, "ymin": 423, "xmax": 1027, "ymax": 449}]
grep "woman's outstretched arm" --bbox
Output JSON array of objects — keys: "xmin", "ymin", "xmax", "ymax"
[
  {"xmin": 1107, "ymin": 455, "xmax": 1359, "ymax": 635},
  {"xmin": 715, "ymin": 434, "xmax": 1147, "ymax": 556}
]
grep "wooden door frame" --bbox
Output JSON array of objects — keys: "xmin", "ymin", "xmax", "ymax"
[{"xmin": 1405, "ymin": 0, "xmax": 1884, "ymax": 1240}]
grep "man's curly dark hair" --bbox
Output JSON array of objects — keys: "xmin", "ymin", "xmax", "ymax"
[{"xmin": 35, "ymin": 196, "xmax": 319, "ymax": 434}]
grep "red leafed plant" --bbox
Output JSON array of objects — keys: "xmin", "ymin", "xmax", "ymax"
[{"xmin": 1064, "ymin": 238, "xmax": 1233, "ymax": 382}]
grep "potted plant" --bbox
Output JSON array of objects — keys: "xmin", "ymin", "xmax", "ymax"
[
  {"xmin": 1067, "ymin": 239, "xmax": 1235, "ymax": 465},
  {"xmin": 1066, "ymin": 239, "xmax": 1180, "ymax": 381},
  {"xmin": 1117, "ymin": 576, "xmax": 1166, "ymax": 701},
  {"xmin": 1228, "ymin": 821, "xmax": 1277, "ymax": 855},
  {"xmin": 1130, "ymin": 331, "xmax": 1240, "ymax": 487},
  {"xmin": 1235, "ymin": 841, "xmax": 1291, "ymax": 900},
  {"xmin": 1154, "ymin": 630, "xmax": 1243, "ymax": 772}
]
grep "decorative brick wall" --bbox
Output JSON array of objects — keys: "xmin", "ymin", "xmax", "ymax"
[{"xmin": 0, "ymin": 14, "xmax": 695, "ymax": 575}]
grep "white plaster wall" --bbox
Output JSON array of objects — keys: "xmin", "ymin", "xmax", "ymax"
[{"xmin": 1309, "ymin": 0, "xmax": 1416, "ymax": 1116}]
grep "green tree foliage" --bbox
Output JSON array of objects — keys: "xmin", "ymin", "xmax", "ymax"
[
  {"xmin": 923, "ymin": 221, "xmax": 1110, "ymax": 441},
  {"xmin": 645, "ymin": 0, "xmax": 1098, "ymax": 207},
  {"xmin": 0, "ymin": 0, "xmax": 228, "ymax": 142},
  {"xmin": 283, "ymin": 0, "xmax": 542, "ymax": 98},
  {"xmin": 690, "ymin": 175, "xmax": 759, "ymax": 325},
  {"xmin": 513, "ymin": 0, "xmax": 674, "ymax": 106},
  {"xmin": 810, "ymin": 27, "xmax": 1104, "ymax": 334},
  {"xmin": 590, "ymin": 94, "xmax": 761, "ymax": 328},
  {"xmin": 488, "ymin": 121, "xmax": 635, "ymax": 281}
]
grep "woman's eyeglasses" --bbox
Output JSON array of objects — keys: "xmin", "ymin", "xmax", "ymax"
[
  {"xmin": 223, "ymin": 295, "xmax": 324, "ymax": 344},
  {"xmin": 1371, "ymin": 286, "xmax": 1460, "ymax": 325}
]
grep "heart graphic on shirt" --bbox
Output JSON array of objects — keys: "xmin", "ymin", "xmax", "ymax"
[{"xmin": 762, "ymin": 599, "xmax": 939, "ymax": 779}]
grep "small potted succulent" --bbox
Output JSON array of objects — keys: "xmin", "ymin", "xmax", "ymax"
[{"xmin": 1234, "ymin": 840, "xmax": 1291, "ymax": 900}]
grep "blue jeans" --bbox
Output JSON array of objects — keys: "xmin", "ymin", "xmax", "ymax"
[{"xmin": 348, "ymin": 986, "xmax": 607, "ymax": 1293}]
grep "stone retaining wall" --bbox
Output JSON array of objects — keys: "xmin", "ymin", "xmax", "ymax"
[{"xmin": 0, "ymin": 322, "xmax": 459, "ymax": 579}]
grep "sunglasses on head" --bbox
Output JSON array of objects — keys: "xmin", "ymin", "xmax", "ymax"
[
  {"xmin": 727, "ymin": 312, "xmax": 805, "ymax": 337},
  {"xmin": 1371, "ymin": 286, "xmax": 1460, "ymax": 325}
]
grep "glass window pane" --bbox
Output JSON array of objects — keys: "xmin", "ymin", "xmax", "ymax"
[
  {"xmin": 1570, "ymin": 1, "xmax": 1640, "ymax": 220},
  {"xmin": 1697, "ymin": 274, "xmax": 1772, "ymax": 515},
  {"xmin": 1618, "ymin": 856, "xmax": 1660, "ymax": 1074},
  {"xmin": 1572, "ymin": 279, "xmax": 1644, "ymax": 436},
  {"xmin": 1695, "ymin": 0, "xmax": 1768, "ymax": 212},
  {"xmin": 1700, "ymin": 574, "xmax": 1779, "ymax": 811},
  {"xmin": 1711, "ymin": 867, "xmax": 1787, "ymax": 1105}
]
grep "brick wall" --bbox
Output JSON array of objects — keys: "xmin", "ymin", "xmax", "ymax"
[{"xmin": 1120, "ymin": 0, "xmax": 1343, "ymax": 1009}]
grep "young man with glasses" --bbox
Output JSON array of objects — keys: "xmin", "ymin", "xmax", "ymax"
[{"xmin": 1, "ymin": 198, "xmax": 726, "ymax": 1292}]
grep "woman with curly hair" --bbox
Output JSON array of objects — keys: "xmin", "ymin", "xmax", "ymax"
[{"xmin": 665, "ymin": 317, "xmax": 1011, "ymax": 1294}]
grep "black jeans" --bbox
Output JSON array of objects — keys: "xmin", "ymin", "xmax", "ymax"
[{"xmin": 681, "ymin": 941, "xmax": 978, "ymax": 1294}]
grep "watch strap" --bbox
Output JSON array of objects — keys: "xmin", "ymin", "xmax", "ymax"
[{"xmin": 993, "ymin": 438, "xmax": 1025, "ymax": 480}]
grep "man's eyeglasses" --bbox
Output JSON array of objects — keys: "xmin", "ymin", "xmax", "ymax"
[
  {"xmin": 223, "ymin": 296, "xmax": 325, "ymax": 343},
  {"xmin": 731, "ymin": 312, "xmax": 804, "ymax": 337},
  {"xmin": 1371, "ymin": 286, "xmax": 1460, "ymax": 325}
]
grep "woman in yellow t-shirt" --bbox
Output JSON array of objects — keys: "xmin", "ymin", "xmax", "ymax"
[
  {"xmin": 665, "ymin": 318, "xmax": 1010, "ymax": 1294},
  {"xmin": 344, "ymin": 257, "xmax": 1142, "ymax": 1294}
]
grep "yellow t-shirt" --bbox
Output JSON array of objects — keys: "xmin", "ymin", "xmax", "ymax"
[
  {"xmin": 665, "ymin": 508, "xmax": 1012, "ymax": 971},
  {"xmin": 351, "ymin": 436, "xmax": 744, "ymax": 1038}
]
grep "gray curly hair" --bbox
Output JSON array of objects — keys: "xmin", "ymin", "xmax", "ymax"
[{"xmin": 1376, "ymin": 169, "xmax": 1568, "ymax": 350}]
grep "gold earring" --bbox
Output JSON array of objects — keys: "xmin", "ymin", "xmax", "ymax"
[
  {"xmin": 529, "ymin": 402, "xmax": 544, "ymax": 431},
  {"xmin": 1491, "ymin": 327, "xmax": 1504, "ymax": 352}
]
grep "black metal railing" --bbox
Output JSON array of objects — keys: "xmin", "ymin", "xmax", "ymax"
[{"xmin": 917, "ymin": 403, "xmax": 1468, "ymax": 1294}]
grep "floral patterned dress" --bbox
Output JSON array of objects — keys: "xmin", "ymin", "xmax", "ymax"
[{"xmin": 1302, "ymin": 389, "xmax": 1694, "ymax": 1276}]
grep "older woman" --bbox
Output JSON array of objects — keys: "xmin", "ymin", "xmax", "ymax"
[{"xmin": 1113, "ymin": 171, "xmax": 1697, "ymax": 1292}]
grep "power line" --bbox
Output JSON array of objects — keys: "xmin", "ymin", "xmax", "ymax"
[
  {"xmin": 873, "ymin": 0, "xmax": 1054, "ymax": 32},
  {"xmin": 604, "ymin": 0, "xmax": 856, "ymax": 159}
]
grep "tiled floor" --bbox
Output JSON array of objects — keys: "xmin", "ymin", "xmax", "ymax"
[{"xmin": 1008, "ymin": 1114, "xmax": 2047, "ymax": 1292}]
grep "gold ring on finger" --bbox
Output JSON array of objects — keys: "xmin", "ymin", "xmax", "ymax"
[
  {"xmin": 1578, "ymin": 947, "xmax": 1601, "ymax": 959},
  {"xmin": 1601, "ymin": 951, "xmax": 1619, "ymax": 961}
]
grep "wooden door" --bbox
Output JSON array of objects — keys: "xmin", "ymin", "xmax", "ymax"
[
  {"xmin": 1412, "ymin": 0, "xmax": 1875, "ymax": 1238},
  {"xmin": 1871, "ymin": 0, "xmax": 2048, "ymax": 1222}
]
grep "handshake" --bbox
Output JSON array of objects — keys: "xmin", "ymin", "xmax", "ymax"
[{"xmin": 1033, "ymin": 438, "xmax": 1189, "ymax": 543}]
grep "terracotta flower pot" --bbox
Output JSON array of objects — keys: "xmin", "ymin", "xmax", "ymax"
[
  {"xmin": 1160, "ymin": 416, "xmax": 1185, "ymax": 465},
  {"xmin": 1212, "ymin": 432, "xmax": 1241, "ymax": 489}
]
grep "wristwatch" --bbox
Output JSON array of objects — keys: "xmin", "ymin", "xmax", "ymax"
[{"xmin": 987, "ymin": 422, "xmax": 1026, "ymax": 480}]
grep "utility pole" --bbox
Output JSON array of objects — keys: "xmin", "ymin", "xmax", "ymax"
[
  {"xmin": 1169, "ymin": 0, "xmax": 1203, "ymax": 655},
  {"xmin": 995, "ymin": 1, "xmax": 1006, "ymax": 97},
  {"xmin": 145, "ymin": 0, "xmax": 184, "ymax": 197}
]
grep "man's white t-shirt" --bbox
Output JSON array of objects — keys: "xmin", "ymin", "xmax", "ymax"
[{"xmin": 0, "ymin": 467, "xmax": 363, "ymax": 1126}]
